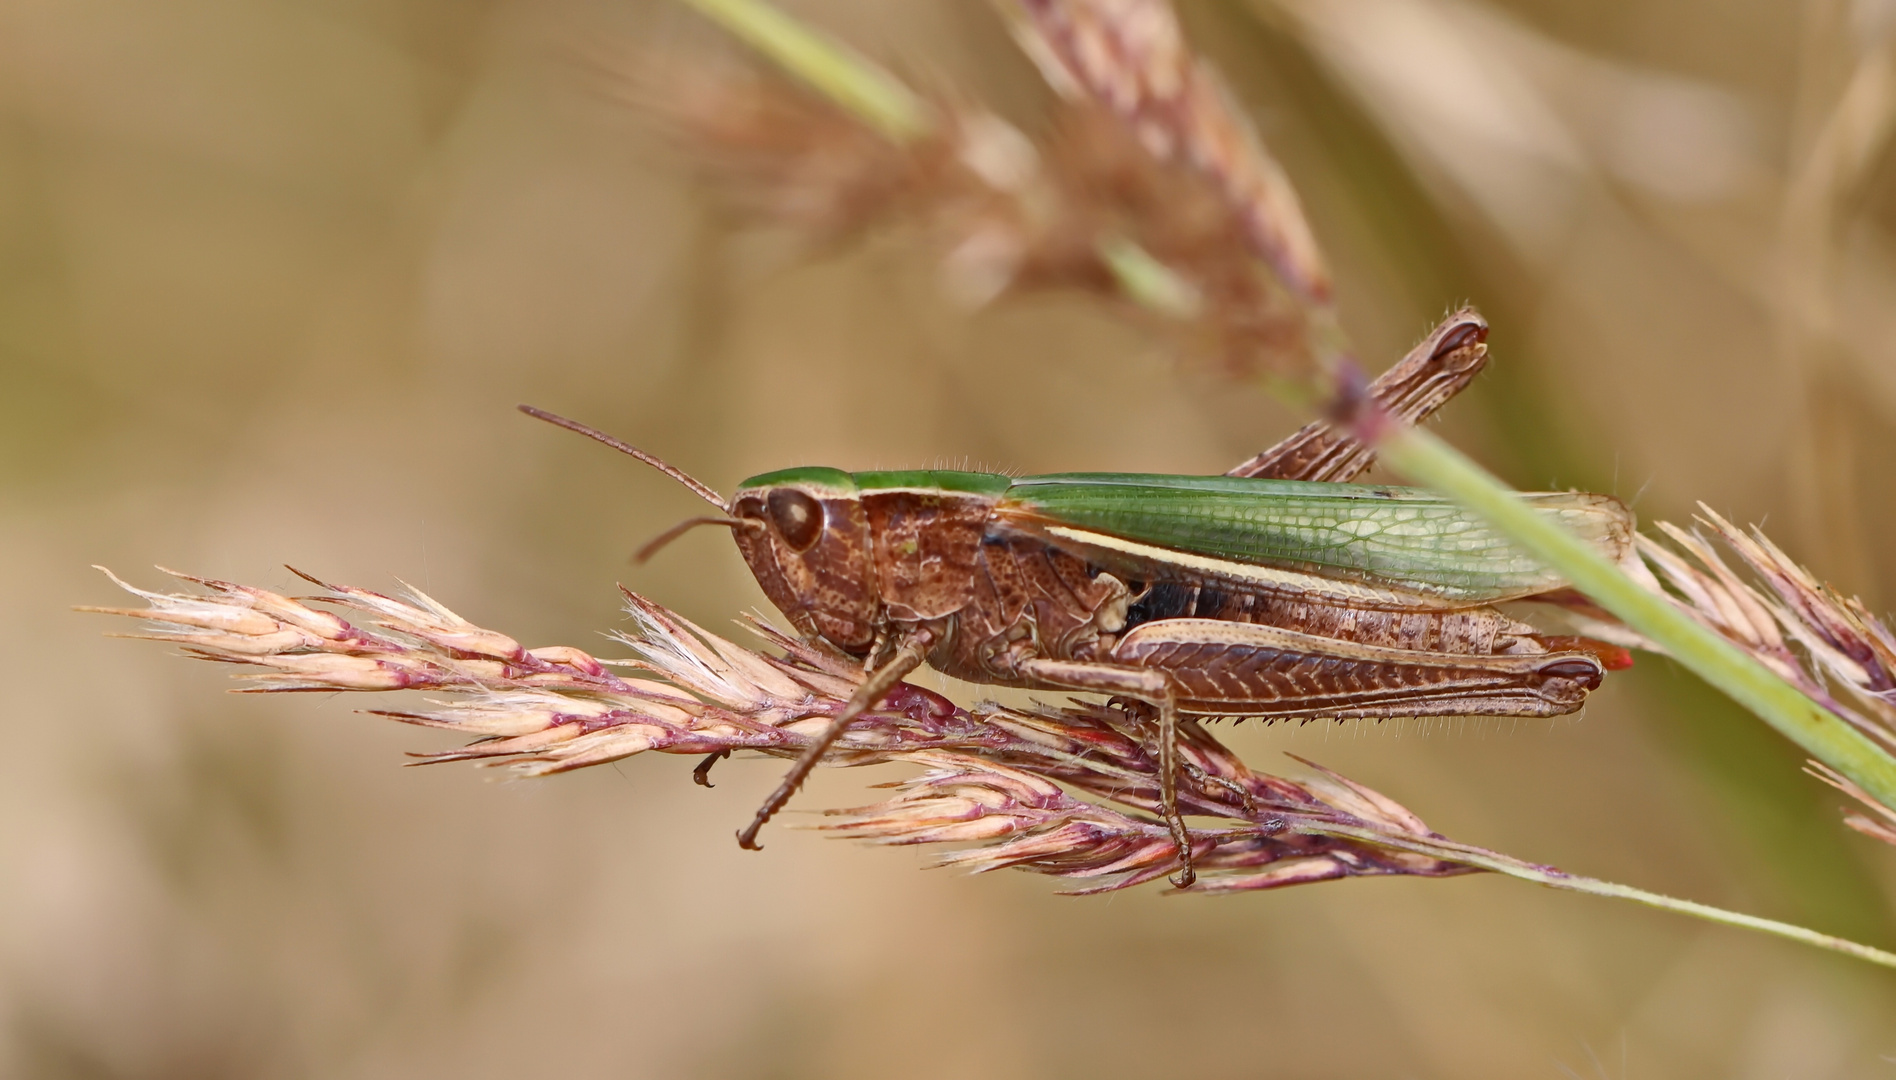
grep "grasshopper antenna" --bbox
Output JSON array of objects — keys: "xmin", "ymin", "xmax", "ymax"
[
  {"xmin": 518, "ymin": 405, "xmax": 729, "ymax": 510},
  {"xmin": 632, "ymin": 516, "xmax": 756, "ymax": 564}
]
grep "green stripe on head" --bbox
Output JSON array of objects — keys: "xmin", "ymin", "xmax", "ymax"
[{"xmin": 735, "ymin": 467, "xmax": 859, "ymax": 497}]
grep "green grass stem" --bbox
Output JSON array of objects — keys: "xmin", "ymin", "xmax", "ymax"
[
  {"xmin": 680, "ymin": 0, "xmax": 930, "ymax": 141},
  {"xmin": 1299, "ymin": 820, "xmax": 1896, "ymax": 969},
  {"xmin": 1375, "ymin": 425, "xmax": 1896, "ymax": 813}
]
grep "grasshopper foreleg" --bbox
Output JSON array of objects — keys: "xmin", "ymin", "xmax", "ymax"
[
  {"xmin": 736, "ymin": 632, "xmax": 932, "ymax": 851},
  {"xmin": 1017, "ymin": 658, "xmax": 1197, "ymax": 889}
]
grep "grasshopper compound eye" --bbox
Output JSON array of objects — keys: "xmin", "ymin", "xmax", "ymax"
[{"xmin": 766, "ymin": 488, "xmax": 824, "ymax": 551}]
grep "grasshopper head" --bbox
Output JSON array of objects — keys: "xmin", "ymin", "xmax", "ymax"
[{"xmin": 731, "ymin": 467, "xmax": 881, "ymax": 655}]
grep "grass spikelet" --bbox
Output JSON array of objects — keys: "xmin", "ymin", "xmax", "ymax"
[{"xmin": 80, "ymin": 567, "xmax": 1896, "ymax": 967}]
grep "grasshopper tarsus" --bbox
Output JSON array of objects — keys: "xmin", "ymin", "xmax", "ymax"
[
  {"xmin": 736, "ymin": 799, "xmax": 779, "ymax": 850},
  {"xmin": 1184, "ymin": 761, "xmax": 1256, "ymax": 816},
  {"xmin": 692, "ymin": 749, "xmax": 730, "ymax": 788}
]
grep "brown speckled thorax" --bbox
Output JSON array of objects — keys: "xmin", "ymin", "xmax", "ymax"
[{"xmin": 729, "ymin": 468, "xmax": 1131, "ymax": 685}]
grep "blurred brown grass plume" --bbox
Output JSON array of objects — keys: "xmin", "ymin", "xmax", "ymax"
[{"xmin": 16, "ymin": 0, "xmax": 1896, "ymax": 1077}]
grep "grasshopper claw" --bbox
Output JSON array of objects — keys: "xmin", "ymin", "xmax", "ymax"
[
  {"xmin": 692, "ymin": 749, "xmax": 730, "ymax": 788},
  {"xmin": 1168, "ymin": 852, "xmax": 1197, "ymax": 890}
]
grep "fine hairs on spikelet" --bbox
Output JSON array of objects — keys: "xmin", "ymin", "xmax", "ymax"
[{"xmin": 1637, "ymin": 509, "xmax": 1896, "ymax": 845}]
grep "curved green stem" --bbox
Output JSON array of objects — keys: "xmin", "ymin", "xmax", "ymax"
[
  {"xmin": 681, "ymin": 0, "xmax": 929, "ymax": 141},
  {"xmin": 1299, "ymin": 820, "xmax": 1896, "ymax": 969},
  {"xmin": 1373, "ymin": 425, "xmax": 1896, "ymax": 815}
]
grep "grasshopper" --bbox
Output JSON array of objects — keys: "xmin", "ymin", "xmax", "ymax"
[{"xmin": 521, "ymin": 311, "xmax": 1635, "ymax": 886}]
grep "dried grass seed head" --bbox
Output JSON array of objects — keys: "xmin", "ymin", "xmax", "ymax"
[{"xmin": 89, "ymin": 566, "xmax": 1486, "ymax": 890}]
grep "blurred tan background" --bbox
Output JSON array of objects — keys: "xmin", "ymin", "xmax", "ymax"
[{"xmin": 7, "ymin": 0, "xmax": 1896, "ymax": 1076}]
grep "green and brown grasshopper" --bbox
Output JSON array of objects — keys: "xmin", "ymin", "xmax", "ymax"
[{"xmin": 522, "ymin": 311, "xmax": 1636, "ymax": 886}]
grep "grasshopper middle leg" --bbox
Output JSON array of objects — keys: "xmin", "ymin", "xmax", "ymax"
[{"xmin": 1017, "ymin": 657, "xmax": 1198, "ymax": 889}]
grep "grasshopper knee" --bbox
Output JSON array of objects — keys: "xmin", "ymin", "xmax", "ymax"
[{"xmin": 1532, "ymin": 656, "xmax": 1605, "ymax": 703}]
